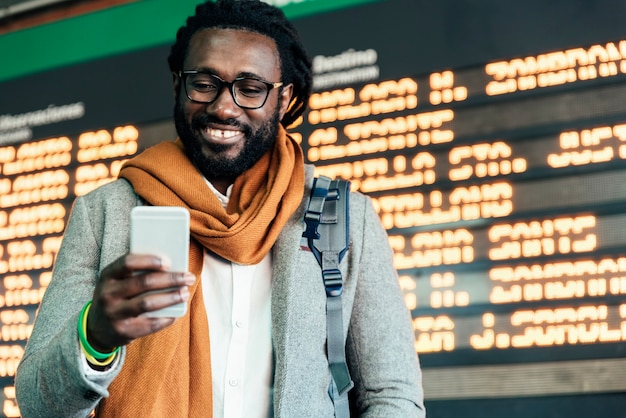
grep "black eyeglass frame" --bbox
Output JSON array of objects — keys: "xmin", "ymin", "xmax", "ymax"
[{"xmin": 178, "ymin": 70, "xmax": 284, "ymax": 109}]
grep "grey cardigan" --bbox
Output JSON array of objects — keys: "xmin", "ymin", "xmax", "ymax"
[{"xmin": 15, "ymin": 165, "xmax": 425, "ymax": 417}]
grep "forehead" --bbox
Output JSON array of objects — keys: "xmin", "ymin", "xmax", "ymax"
[{"xmin": 185, "ymin": 28, "xmax": 281, "ymax": 80}]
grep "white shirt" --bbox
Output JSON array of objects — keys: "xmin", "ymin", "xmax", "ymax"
[
  {"xmin": 202, "ymin": 249, "xmax": 273, "ymax": 418},
  {"xmin": 202, "ymin": 181, "xmax": 274, "ymax": 418}
]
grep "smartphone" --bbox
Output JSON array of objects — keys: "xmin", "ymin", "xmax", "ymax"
[{"xmin": 130, "ymin": 206, "xmax": 190, "ymax": 318}]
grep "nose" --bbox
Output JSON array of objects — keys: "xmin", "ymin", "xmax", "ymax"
[{"xmin": 206, "ymin": 85, "xmax": 242, "ymax": 119}]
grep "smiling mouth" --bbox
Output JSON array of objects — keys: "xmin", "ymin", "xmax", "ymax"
[{"xmin": 207, "ymin": 128, "xmax": 241, "ymax": 139}]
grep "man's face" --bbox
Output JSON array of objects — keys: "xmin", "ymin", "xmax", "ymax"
[{"xmin": 173, "ymin": 28, "xmax": 293, "ymax": 184}]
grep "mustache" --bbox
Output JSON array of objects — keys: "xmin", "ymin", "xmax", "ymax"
[{"xmin": 191, "ymin": 114, "xmax": 243, "ymax": 129}]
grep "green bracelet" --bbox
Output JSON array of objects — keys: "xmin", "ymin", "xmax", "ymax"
[{"xmin": 77, "ymin": 301, "xmax": 120, "ymax": 361}]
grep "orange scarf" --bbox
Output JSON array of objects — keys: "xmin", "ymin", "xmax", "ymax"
[{"xmin": 97, "ymin": 126, "xmax": 304, "ymax": 417}]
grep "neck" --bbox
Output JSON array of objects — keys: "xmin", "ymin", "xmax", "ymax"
[{"xmin": 209, "ymin": 178, "xmax": 233, "ymax": 196}]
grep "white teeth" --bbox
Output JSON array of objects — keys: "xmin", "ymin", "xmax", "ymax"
[{"xmin": 207, "ymin": 128, "xmax": 239, "ymax": 138}]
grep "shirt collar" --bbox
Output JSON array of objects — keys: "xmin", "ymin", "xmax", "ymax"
[{"xmin": 204, "ymin": 178, "xmax": 233, "ymax": 209}]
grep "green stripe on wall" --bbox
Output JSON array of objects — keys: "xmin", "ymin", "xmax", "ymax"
[{"xmin": 0, "ymin": 0, "xmax": 381, "ymax": 83}]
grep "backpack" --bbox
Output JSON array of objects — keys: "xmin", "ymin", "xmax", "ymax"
[{"xmin": 302, "ymin": 175, "xmax": 354, "ymax": 418}]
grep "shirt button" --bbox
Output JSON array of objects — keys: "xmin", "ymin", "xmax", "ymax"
[
  {"xmin": 228, "ymin": 378, "xmax": 239, "ymax": 387},
  {"xmin": 235, "ymin": 320, "xmax": 244, "ymax": 328}
]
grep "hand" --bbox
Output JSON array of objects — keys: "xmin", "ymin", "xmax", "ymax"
[{"xmin": 86, "ymin": 253, "xmax": 195, "ymax": 352}]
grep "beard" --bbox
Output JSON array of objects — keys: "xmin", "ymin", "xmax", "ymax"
[{"xmin": 174, "ymin": 99, "xmax": 281, "ymax": 181}]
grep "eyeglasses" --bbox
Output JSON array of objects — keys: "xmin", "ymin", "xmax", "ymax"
[{"xmin": 179, "ymin": 70, "xmax": 283, "ymax": 109}]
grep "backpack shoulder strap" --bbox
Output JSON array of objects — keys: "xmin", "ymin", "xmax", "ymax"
[{"xmin": 303, "ymin": 175, "xmax": 354, "ymax": 418}]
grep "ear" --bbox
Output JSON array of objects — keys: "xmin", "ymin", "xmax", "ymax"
[{"xmin": 277, "ymin": 83, "xmax": 294, "ymax": 120}]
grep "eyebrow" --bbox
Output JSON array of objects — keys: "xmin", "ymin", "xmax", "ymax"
[
  {"xmin": 237, "ymin": 71, "xmax": 267, "ymax": 80},
  {"xmin": 188, "ymin": 67, "xmax": 271, "ymax": 81}
]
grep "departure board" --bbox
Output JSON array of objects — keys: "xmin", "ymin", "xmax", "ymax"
[
  {"xmin": 2, "ymin": 0, "xmax": 626, "ymax": 416},
  {"xmin": 302, "ymin": 53, "xmax": 626, "ymax": 354},
  {"xmin": 290, "ymin": 1, "xmax": 626, "ymax": 414}
]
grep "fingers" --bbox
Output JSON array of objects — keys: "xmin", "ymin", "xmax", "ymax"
[
  {"xmin": 100, "ymin": 253, "xmax": 170, "ymax": 282},
  {"xmin": 99, "ymin": 270, "xmax": 195, "ymax": 316},
  {"xmin": 88, "ymin": 278, "xmax": 193, "ymax": 348},
  {"xmin": 125, "ymin": 253, "xmax": 172, "ymax": 272},
  {"xmin": 88, "ymin": 305, "xmax": 177, "ymax": 349},
  {"xmin": 100, "ymin": 253, "xmax": 194, "ymax": 298},
  {"xmin": 124, "ymin": 270, "xmax": 194, "ymax": 296},
  {"xmin": 124, "ymin": 284, "xmax": 191, "ymax": 317}
]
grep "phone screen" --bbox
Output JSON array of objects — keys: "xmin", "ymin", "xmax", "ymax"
[{"xmin": 130, "ymin": 206, "xmax": 190, "ymax": 317}]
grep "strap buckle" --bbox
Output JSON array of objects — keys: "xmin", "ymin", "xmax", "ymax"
[
  {"xmin": 323, "ymin": 268, "xmax": 343, "ymax": 297},
  {"xmin": 303, "ymin": 211, "xmax": 321, "ymax": 240}
]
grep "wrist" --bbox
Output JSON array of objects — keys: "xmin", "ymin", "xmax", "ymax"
[{"xmin": 77, "ymin": 301, "xmax": 120, "ymax": 367}]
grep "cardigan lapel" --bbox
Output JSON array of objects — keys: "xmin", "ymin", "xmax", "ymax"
[{"xmin": 270, "ymin": 165, "xmax": 314, "ymax": 415}]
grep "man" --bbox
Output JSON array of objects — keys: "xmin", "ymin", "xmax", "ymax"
[{"xmin": 15, "ymin": 0, "xmax": 425, "ymax": 416}]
